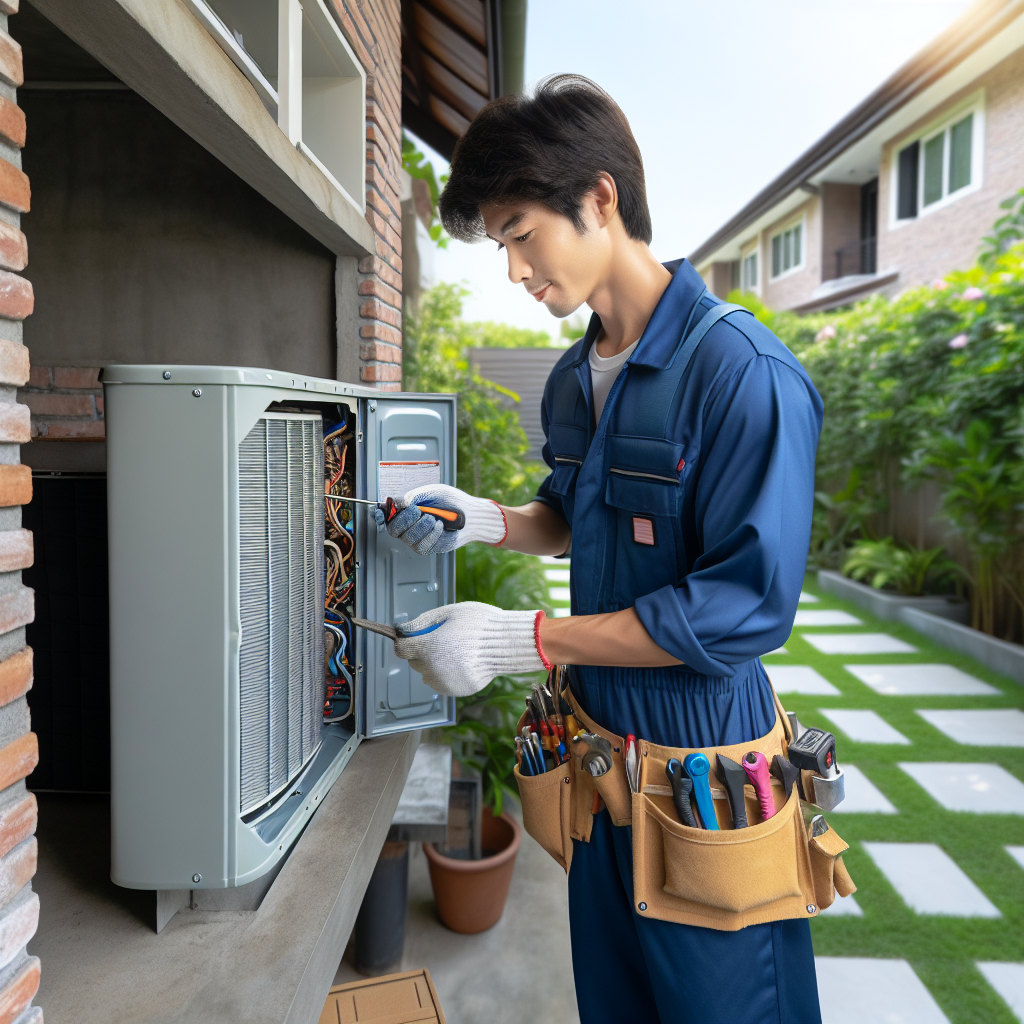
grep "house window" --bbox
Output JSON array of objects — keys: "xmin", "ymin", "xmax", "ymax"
[
  {"xmin": 742, "ymin": 251, "xmax": 758, "ymax": 290},
  {"xmin": 770, "ymin": 221, "xmax": 803, "ymax": 279},
  {"xmin": 895, "ymin": 104, "xmax": 980, "ymax": 221}
]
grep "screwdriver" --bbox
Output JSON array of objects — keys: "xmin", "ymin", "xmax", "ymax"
[{"xmin": 326, "ymin": 494, "xmax": 466, "ymax": 531}]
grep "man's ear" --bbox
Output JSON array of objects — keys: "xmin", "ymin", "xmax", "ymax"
[{"xmin": 588, "ymin": 172, "xmax": 619, "ymax": 229}]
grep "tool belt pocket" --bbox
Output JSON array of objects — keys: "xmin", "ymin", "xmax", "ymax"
[
  {"xmin": 514, "ymin": 761, "xmax": 573, "ymax": 873},
  {"xmin": 808, "ymin": 823, "xmax": 857, "ymax": 911},
  {"xmin": 633, "ymin": 782, "xmax": 814, "ymax": 930},
  {"xmin": 562, "ymin": 690, "xmax": 632, "ymax": 826}
]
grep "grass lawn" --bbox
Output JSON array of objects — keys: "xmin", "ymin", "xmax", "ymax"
[{"xmin": 770, "ymin": 576, "xmax": 1024, "ymax": 1024}]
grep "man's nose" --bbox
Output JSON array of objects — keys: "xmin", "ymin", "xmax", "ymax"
[{"xmin": 506, "ymin": 248, "xmax": 530, "ymax": 286}]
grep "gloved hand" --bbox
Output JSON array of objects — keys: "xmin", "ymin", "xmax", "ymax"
[
  {"xmin": 394, "ymin": 602, "xmax": 551, "ymax": 697},
  {"xmin": 375, "ymin": 484, "xmax": 507, "ymax": 555}
]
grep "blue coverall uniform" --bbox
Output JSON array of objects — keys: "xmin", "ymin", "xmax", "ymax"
[{"xmin": 533, "ymin": 259, "xmax": 825, "ymax": 1024}]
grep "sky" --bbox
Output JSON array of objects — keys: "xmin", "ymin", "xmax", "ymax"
[{"xmin": 410, "ymin": 0, "xmax": 974, "ymax": 340}]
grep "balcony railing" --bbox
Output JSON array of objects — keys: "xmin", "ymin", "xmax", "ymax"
[{"xmin": 834, "ymin": 237, "xmax": 877, "ymax": 278}]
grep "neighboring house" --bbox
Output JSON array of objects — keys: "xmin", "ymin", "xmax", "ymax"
[
  {"xmin": 692, "ymin": 0, "xmax": 1024, "ymax": 313},
  {"xmin": 0, "ymin": 1, "xmax": 522, "ymax": 1020},
  {"xmin": 471, "ymin": 347, "xmax": 565, "ymax": 459}
]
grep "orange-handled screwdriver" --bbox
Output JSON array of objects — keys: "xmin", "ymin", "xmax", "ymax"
[{"xmin": 326, "ymin": 494, "xmax": 466, "ymax": 531}]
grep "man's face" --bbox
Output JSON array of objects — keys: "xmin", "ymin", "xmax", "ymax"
[{"xmin": 481, "ymin": 198, "xmax": 610, "ymax": 319}]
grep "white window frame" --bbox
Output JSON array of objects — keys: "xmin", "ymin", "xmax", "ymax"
[
  {"xmin": 768, "ymin": 217, "xmax": 806, "ymax": 282},
  {"xmin": 888, "ymin": 91, "xmax": 985, "ymax": 228},
  {"xmin": 184, "ymin": 0, "xmax": 366, "ymax": 214},
  {"xmin": 740, "ymin": 239, "xmax": 760, "ymax": 294}
]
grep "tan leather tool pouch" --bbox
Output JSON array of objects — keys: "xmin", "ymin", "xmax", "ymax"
[{"xmin": 808, "ymin": 823, "xmax": 857, "ymax": 910}]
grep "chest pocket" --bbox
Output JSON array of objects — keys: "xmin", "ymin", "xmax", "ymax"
[
  {"xmin": 604, "ymin": 434, "xmax": 686, "ymax": 605},
  {"xmin": 549, "ymin": 423, "xmax": 588, "ymax": 496}
]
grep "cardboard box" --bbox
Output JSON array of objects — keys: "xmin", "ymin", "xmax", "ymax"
[{"xmin": 319, "ymin": 969, "xmax": 446, "ymax": 1024}]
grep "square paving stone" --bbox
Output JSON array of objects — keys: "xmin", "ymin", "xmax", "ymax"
[
  {"xmin": 799, "ymin": 591, "xmax": 819, "ymax": 603},
  {"xmin": 815, "ymin": 957, "xmax": 949, "ymax": 1024},
  {"xmin": 831, "ymin": 764, "xmax": 897, "ymax": 814},
  {"xmin": 978, "ymin": 962, "xmax": 1024, "ymax": 1022},
  {"xmin": 917, "ymin": 709, "xmax": 1024, "ymax": 748},
  {"xmin": 899, "ymin": 762, "xmax": 1024, "ymax": 814},
  {"xmin": 763, "ymin": 665, "xmax": 840, "ymax": 696},
  {"xmin": 845, "ymin": 664, "xmax": 1000, "ymax": 697},
  {"xmin": 552, "ymin": 608, "xmax": 571, "ymax": 618},
  {"xmin": 764, "ymin": 646, "xmax": 788, "ymax": 656},
  {"xmin": 820, "ymin": 709, "xmax": 910, "ymax": 745},
  {"xmin": 794, "ymin": 610, "xmax": 863, "ymax": 626},
  {"xmin": 803, "ymin": 633, "xmax": 917, "ymax": 655},
  {"xmin": 818, "ymin": 893, "xmax": 863, "ymax": 917},
  {"xmin": 1006, "ymin": 846, "xmax": 1024, "ymax": 871},
  {"xmin": 548, "ymin": 587, "xmax": 571, "ymax": 602},
  {"xmin": 863, "ymin": 842, "xmax": 1000, "ymax": 917}
]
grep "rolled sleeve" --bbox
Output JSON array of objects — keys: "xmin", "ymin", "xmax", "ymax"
[{"xmin": 635, "ymin": 355, "xmax": 823, "ymax": 676}]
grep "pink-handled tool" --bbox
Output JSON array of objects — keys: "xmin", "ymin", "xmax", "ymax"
[{"xmin": 742, "ymin": 751, "xmax": 776, "ymax": 821}]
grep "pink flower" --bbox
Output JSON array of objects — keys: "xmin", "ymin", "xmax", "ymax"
[
  {"xmin": 960, "ymin": 287, "xmax": 984, "ymax": 300},
  {"xmin": 948, "ymin": 334, "xmax": 968, "ymax": 349},
  {"xmin": 932, "ymin": 279, "xmax": 949, "ymax": 290},
  {"xmin": 815, "ymin": 324, "xmax": 837, "ymax": 342}
]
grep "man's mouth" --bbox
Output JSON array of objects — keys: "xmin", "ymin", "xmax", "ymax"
[{"xmin": 530, "ymin": 283, "xmax": 551, "ymax": 302}]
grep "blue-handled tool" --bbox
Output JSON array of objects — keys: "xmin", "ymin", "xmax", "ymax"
[
  {"xmin": 683, "ymin": 752, "xmax": 719, "ymax": 830},
  {"xmin": 665, "ymin": 758, "xmax": 698, "ymax": 828}
]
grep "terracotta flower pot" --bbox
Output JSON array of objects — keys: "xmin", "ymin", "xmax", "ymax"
[{"xmin": 423, "ymin": 808, "xmax": 522, "ymax": 934}]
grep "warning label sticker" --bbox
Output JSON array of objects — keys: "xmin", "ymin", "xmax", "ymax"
[{"xmin": 377, "ymin": 461, "xmax": 441, "ymax": 502}]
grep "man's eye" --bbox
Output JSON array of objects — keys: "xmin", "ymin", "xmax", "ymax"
[{"xmin": 515, "ymin": 231, "xmax": 532, "ymax": 243}]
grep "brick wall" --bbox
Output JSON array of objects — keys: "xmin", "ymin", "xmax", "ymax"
[
  {"xmin": 877, "ymin": 46, "xmax": 1024, "ymax": 290},
  {"xmin": 0, "ymin": 4, "xmax": 42, "ymax": 1021},
  {"xmin": 330, "ymin": 0, "xmax": 404, "ymax": 392},
  {"xmin": 761, "ymin": 196, "xmax": 820, "ymax": 311},
  {"xmin": 18, "ymin": 367, "xmax": 101, "ymax": 440}
]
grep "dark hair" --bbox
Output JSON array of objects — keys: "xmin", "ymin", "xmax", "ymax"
[{"xmin": 439, "ymin": 74, "xmax": 652, "ymax": 244}]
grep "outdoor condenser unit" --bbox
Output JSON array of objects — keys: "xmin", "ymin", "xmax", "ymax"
[{"xmin": 104, "ymin": 365, "xmax": 456, "ymax": 891}]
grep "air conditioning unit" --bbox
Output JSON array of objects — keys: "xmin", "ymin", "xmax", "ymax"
[{"xmin": 104, "ymin": 365, "xmax": 456, "ymax": 891}]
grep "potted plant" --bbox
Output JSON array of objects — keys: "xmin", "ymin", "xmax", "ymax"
[{"xmin": 423, "ymin": 545, "xmax": 551, "ymax": 934}]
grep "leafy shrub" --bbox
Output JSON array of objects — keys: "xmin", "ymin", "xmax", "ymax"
[{"xmin": 842, "ymin": 537, "xmax": 964, "ymax": 596}]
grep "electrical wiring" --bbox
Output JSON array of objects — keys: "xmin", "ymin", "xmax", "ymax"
[{"xmin": 323, "ymin": 414, "xmax": 357, "ymax": 724}]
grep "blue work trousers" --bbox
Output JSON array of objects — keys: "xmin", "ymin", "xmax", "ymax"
[{"xmin": 568, "ymin": 812, "xmax": 821, "ymax": 1024}]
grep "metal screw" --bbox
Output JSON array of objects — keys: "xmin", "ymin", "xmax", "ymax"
[
  {"xmin": 638, "ymin": 902, "xmax": 647, "ymax": 912},
  {"xmin": 368, "ymin": 400, "xmax": 377, "ymax": 413},
  {"xmin": 357, "ymin": 431, "xmax": 363, "ymax": 442},
  {"xmin": 162, "ymin": 371, "xmax": 171, "ymax": 380},
  {"xmin": 563, "ymin": 777, "xmax": 570, "ymax": 784},
  {"xmin": 192, "ymin": 873, "xmax": 202, "ymax": 884},
  {"xmin": 806, "ymin": 904, "xmax": 816, "ymax": 914},
  {"xmin": 192, "ymin": 388, "xmax": 202, "ymax": 398}
]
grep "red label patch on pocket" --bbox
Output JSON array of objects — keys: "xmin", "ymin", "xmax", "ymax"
[{"xmin": 632, "ymin": 517, "xmax": 656, "ymax": 546}]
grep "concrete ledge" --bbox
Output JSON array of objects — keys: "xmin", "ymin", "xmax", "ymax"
[
  {"xmin": 898, "ymin": 607, "xmax": 1024, "ymax": 684},
  {"xmin": 31, "ymin": 730, "xmax": 420, "ymax": 1023},
  {"xmin": 818, "ymin": 570, "xmax": 969, "ymax": 625}
]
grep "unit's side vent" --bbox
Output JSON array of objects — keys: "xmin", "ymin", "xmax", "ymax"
[{"xmin": 238, "ymin": 413, "xmax": 325, "ymax": 814}]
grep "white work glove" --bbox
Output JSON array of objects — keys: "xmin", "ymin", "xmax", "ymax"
[
  {"xmin": 394, "ymin": 602, "xmax": 550, "ymax": 697},
  {"xmin": 375, "ymin": 484, "xmax": 507, "ymax": 555}
]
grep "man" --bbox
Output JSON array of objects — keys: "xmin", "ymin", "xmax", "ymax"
[{"xmin": 383, "ymin": 76, "xmax": 823, "ymax": 1024}]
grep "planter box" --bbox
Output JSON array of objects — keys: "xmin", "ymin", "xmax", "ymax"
[
  {"xmin": 898, "ymin": 607, "xmax": 1024, "ymax": 685},
  {"xmin": 817, "ymin": 570, "xmax": 969, "ymax": 625}
]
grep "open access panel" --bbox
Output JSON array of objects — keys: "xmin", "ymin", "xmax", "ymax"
[{"xmin": 103, "ymin": 365, "xmax": 455, "ymax": 891}]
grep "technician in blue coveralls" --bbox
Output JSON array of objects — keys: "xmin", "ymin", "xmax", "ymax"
[{"xmin": 382, "ymin": 75, "xmax": 824, "ymax": 1024}]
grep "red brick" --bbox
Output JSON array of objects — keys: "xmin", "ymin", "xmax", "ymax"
[
  {"xmin": 0, "ymin": 891, "xmax": 38, "ymax": 972},
  {"xmin": 0, "ymin": 98, "xmax": 23, "ymax": 151},
  {"xmin": 0, "ymin": 735, "xmax": 36, "ymax": 793},
  {"xmin": 0, "ymin": 405, "xmax": 28, "ymax": 444},
  {"xmin": 357, "ymin": 277, "xmax": 401, "ymax": 307},
  {"xmin": 360, "ymin": 363, "xmax": 402, "ymax": 383},
  {"xmin": 0, "ymin": 467, "xmax": 29, "ymax": 508},
  {"xmin": 21, "ymin": 393, "xmax": 94, "ymax": 418},
  {"xmin": 36, "ymin": 420, "xmax": 105, "ymax": 440},
  {"xmin": 0, "ymin": 531, "xmax": 30, "ymax": 574},
  {"xmin": 0, "ymin": 953, "xmax": 39, "ymax": 1024},
  {"xmin": 0, "ymin": 650, "xmax": 31, "ymax": 708},
  {"xmin": 358, "ymin": 256, "xmax": 402, "ymax": 291},
  {"xmin": 0, "ymin": 33, "xmax": 21, "ymax": 89},
  {"xmin": 24, "ymin": 366, "xmax": 47, "ymax": 390},
  {"xmin": 0, "ymin": 225, "xmax": 25, "ymax": 276},
  {"xmin": 0, "ymin": 344, "xmax": 29, "ymax": 388},
  {"xmin": 0, "ymin": 795, "xmax": 34, "ymax": 862},
  {"xmin": 359, "ymin": 299, "xmax": 401, "ymax": 328},
  {"xmin": 96, "ymin": 395, "xmax": 104, "ymax": 416},
  {"xmin": 0, "ymin": 273, "xmax": 31, "ymax": 321},
  {"xmin": 359, "ymin": 341, "xmax": 401, "ymax": 363},
  {"xmin": 52, "ymin": 366, "xmax": 100, "ymax": 389},
  {"xmin": 0, "ymin": 840, "xmax": 34, "ymax": 912},
  {"xmin": 0, "ymin": 161, "xmax": 28, "ymax": 216},
  {"xmin": 360, "ymin": 322, "xmax": 402, "ymax": 346}
]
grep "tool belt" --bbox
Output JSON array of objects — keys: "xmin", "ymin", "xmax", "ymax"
[{"xmin": 514, "ymin": 684, "xmax": 856, "ymax": 932}]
